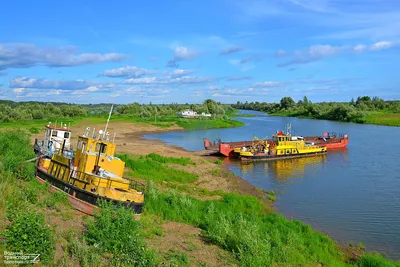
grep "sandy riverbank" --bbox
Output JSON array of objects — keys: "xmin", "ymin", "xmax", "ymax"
[{"xmin": 32, "ymin": 120, "xmax": 271, "ymax": 206}]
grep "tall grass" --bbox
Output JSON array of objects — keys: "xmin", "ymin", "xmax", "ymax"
[
  {"xmin": 0, "ymin": 130, "xmax": 36, "ymax": 179},
  {"xmin": 118, "ymin": 154, "xmax": 198, "ymax": 183},
  {"xmin": 85, "ymin": 201, "xmax": 156, "ymax": 266},
  {"xmin": 145, "ymin": 184, "xmax": 399, "ymax": 267},
  {"xmin": 146, "ymin": 153, "xmax": 195, "ymax": 166}
]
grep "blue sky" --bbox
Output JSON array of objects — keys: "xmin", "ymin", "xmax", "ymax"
[{"xmin": 0, "ymin": 0, "xmax": 399, "ymax": 104}]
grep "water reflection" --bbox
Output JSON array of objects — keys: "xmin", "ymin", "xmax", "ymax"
[{"xmin": 237, "ymin": 154, "xmax": 327, "ymax": 181}]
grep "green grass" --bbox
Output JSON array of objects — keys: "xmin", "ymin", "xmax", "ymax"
[
  {"xmin": 145, "ymin": 184, "xmax": 399, "ymax": 267},
  {"xmin": 146, "ymin": 153, "xmax": 195, "ymax": 166},
  {"xmin": 0, "ymin": 114, "xmax": 245, "ymax": 132},
  {"xmin": 118, "ymin": 153, "xmax": 198, "ymax": 183},
  {"xmin": 85, "ymin": 201, "xmax": 156, "ymax": 266},
  {"xmin": 214, "ymin": 159, "xmax": 223, "ymax": 165},
  {"xmin": 268, "ymin": 110, "xmax": 400, "ymax": 127},
  {"xmin": 363, "ymin": 111, "xmax": 400, "ymax": 127}
]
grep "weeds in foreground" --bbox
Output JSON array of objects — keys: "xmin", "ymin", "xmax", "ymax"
[
  {"xmin": 145, "ymin": 184, "xmax": 398, "ymax": 267},
  {"xmin": 85, "ymin": 201, "xmax": 156, "ymax": 267},
  {"xmin": 2, "ymin": 207, "xmax": 55, "ymax": 264}
]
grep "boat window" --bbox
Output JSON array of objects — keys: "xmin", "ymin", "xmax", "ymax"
[
  {"xmin": 64, "ymin": 132, "xmax": 70, "ymax": 139},
  {"xmin": 46, "ymin": 129, "xmax": 51, "ymax": 137},
  {"xmin": 52, "ymin": 130, "xmax": 58, "ymax": 137},
  {"xmin": 81, "ymin": 142, "xmax": 87, "ymax": 152},
  {"xmin": 77, "ymin": 140, "xmax": 82, "ymax": 149},
  {"xmin": 95, "ymin": 143, "xmax": 107, "ymax": 153}
]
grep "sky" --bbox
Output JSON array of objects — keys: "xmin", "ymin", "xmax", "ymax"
[{"xmin": 0, "ymin": 0, "xmax": 399, "ymax": 104}]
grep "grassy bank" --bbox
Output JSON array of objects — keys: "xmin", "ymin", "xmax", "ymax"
[
  {"xmin": 267, "ymin": 110, "xmax": 400, "ymax": 127},
  {"xmin": 234, "ymin": 97, "xmax": 400, "ymax": 127},
  {"xmin": 1, "ymin": 130, "xmax": 399, "ymax": 266},
  {"xmin": 0, "ymin": 113, "xmax": 244, "ymax": 133}
]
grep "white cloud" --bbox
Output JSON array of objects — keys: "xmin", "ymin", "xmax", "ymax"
[
  {"xmin": 166, "ymin": 46, "xmax": 198, "ymax": 67},
  {"xmin": 173, "ymin": 46, "xmax": 198, "ymax": 60},
  {"xmin": 100, "ymin": 66, "xmax": 153, "ymax": 78},
  {"xmin": 124, "ymin": 75, "xmax": 216, "ymax": 85},
  {"xmin": 0, "ymin": 43, "xmax": 127, "ymax": 70},
  {"xmin": 370, "ymin": 41, "xmax": 396, "ymax": 51},
  {"xmin": 170, "ymin": 69, "xmax": 196, "ymax": 77},
  {"xmin": 13, "ymin": 88, "xmax": 24, "ymax": 94},
  {"xmin": 277, "ymin": 41, "xmax": 398, "ymax": 67},
  {"xmin": 253, "ymin": 81, "xmax": 286, "ymax": 87},
  {"xmin": 219, "ymin": 46, "xmax": 244, "ymax": 55}
]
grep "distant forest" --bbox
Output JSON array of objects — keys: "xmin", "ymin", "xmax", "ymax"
[
  {"xmin": 0, "ymin": 99, "xmax": 234, "ymax": 123},
  {"xmin": 233, "ymin": 96, "xmax": 400, "ymax": 123},
  {"xmin": 1, "ymin": 97, "xmax": 399, "ymax": 124}
]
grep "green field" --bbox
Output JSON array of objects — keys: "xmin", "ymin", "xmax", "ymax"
[{"xmin": 0, "ymin": 114, "xmax": 244, "ymax": 133}]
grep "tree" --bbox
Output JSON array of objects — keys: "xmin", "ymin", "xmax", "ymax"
[{"xmin": 280, "ymin": 97, "xmax": 295, "ymax": 109}]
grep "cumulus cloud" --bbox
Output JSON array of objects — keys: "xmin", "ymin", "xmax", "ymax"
[
  {"xmin": 253, "ymin": 81, "xmax": 287, "ymax": 87},
  {"xmin": 369, "ymin": 41, "xmax": 396, "ymax": 51},
  {"xmin": 9, "ymin": 77, "xmax": 116, "ymax": 96},
  {"xmin": 166, "ymin": 46, "xmax": 198, "ymax": 68},
  {"xmin": 225, "ymin": 76, "xmax": 252, "ymax": 81},
  {"xmin": 10, "ymin": 77, "xmax": 92, "ymax": 90},
  {"xmin": 13, "ymin": 88, "xmax": 24, "ymax": 94},
  {"xmin": 100, "ymin": 66, "xmax": 153, "ymax": 78},
  {"xmin": 123, "ymin": 75, "xmax": 216, "ymax": 85},
  {"xmin": 278, "ymin": 41, "xmax": 398, "ymax": 67},
  {"xmin": 170, "ymin": 69, "xmax": 196, "ymax": 77},
  {"xmin": 0, "ymin": 43, "xmax": 127, "ymax": 70},
  {"xmin": 219, "ymin": 46, "xmax": 244, "ymax": 55}
]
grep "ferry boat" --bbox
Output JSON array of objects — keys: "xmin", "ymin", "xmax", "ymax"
[
  {"xmin": 239, "ymin": 131, "xmax": 327, "ymax": 162},
  {"xmin": 204, "ymin": 131, "xmax": 348, "ymax": 157},
  {"xmin": 35, "ymin": 108, "xmax": 145, "ymax": 215}
]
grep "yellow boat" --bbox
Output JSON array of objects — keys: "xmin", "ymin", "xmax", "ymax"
[
  {"xmin": 240, "ymin": 131, "xmax": 327, "ymax": 162},
  {"xmin": 35, "ymin": 106, "xmax": 144, "ymax": 215}
]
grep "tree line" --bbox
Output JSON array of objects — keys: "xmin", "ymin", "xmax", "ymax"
[
  {"xmin": 0, "ymin": 99, "xmax": 234, "ymax": 123},
  {"xmin": 233, "ymin": 96, "xmax": 400, "ymax": 123}
]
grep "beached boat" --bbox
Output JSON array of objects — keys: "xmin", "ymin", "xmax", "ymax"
[
  {"xmin": 204, "ymin": 132, "xmax": 348, "ymax": 157},
  {"xmin": 34, "ymin": 122, "xmax": 72, "ymax": 157},
  {"xmin": 239, "ymin": 132, "xmax": 327, "ymax": 162},
  {"xmin": 35, "ymin": 107, "xmax": 145, "ymax": 215}
]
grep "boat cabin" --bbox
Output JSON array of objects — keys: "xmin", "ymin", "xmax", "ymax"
[{"xmin": 35, "ymin": 123, "xmax": 71, "ymax": 155}]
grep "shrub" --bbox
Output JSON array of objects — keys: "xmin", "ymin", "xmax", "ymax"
[
  {"xmin": 356, "ymin": 253, "xmax": 398, "ymax": 267},
  {"xmin": 214, "ymin": 159, "xmax": 223, "ymax": 165},
  {"xmin": 0, "ymin": 130, "xmax": 36, "ymax": 179},
  {"xmin": 3, "ymin": 208, "xmax": 55, "ymax": 264},
  {"xmin": 85, "ymin": 201, "xmax": 156, "ymax": 266}
]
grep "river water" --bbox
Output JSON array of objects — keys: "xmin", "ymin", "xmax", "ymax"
[{"xmin": 144, "ymin": 110, "xmax": 400, "ymax": 259}]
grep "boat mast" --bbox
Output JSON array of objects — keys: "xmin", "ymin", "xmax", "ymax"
[{"xmin": 103, "ymin": 104, "xmax": 114, "ymax": 140}]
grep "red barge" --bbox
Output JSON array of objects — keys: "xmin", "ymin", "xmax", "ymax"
[{"xmin": 204, "ymin": 132, "xmax": 349, "ymax": 157}]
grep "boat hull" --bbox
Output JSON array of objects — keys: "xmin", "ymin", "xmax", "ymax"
[
  {"xmin": 211, "ymin": 137, "xmax": 348, "ymax": 157},
  {"xmin": 240, "ymin": 151, "xmax": 327, "ymax": 162},
  {"xmin": 36, "ymin": 166, "xmax": 144, "ymax": 215}
]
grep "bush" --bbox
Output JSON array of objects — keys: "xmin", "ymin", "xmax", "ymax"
[
  {"xmin": 357, "ymin": 253, "xmax": 399, "ymax": 267},
  {"xmin": 85, "ymin": 201, "xmax": 156, "ymax": 266},
  {"xmin": 3, "ymin": 208, "xmax": 55, "ymax": 264},
  {"xmin": 0, "ymin": 130, "xmax": 36, "ymax": 179}
]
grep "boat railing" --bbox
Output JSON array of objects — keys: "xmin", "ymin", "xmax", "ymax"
[
  {"xmin": 129, "ymin": 180, "xmax": 146, "ymax": 193},
  {"xmin": 69, "ymin": 169, "xmax": 145, "ymax": 193}
]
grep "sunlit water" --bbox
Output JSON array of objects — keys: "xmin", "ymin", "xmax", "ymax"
[{"xmin": 144, "ymin": 110, "xmax": 400, "ymax": 259}]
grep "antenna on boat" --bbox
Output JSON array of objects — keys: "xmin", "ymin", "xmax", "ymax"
[{"xmin": 103, "ymin": 104, "xmax": 113, "ymax": 140}]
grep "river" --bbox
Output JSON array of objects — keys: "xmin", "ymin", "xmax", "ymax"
[{"xmin": 144, "ymin": 110, "xmax": 400, "ymax": 260}]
